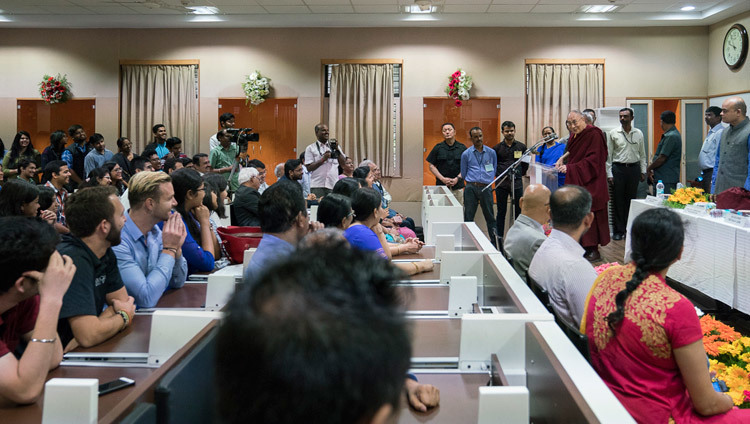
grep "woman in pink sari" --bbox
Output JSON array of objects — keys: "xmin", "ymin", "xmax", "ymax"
[{"xmin": 582, "ymin": 208, "xmax": 750, "ymax": 423}]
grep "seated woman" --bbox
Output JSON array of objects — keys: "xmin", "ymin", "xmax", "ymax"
[
  {"xmin": 317, "ymin": 193, "xmax": 354, "ymax": 230},
  {"xmin": 582, "ymin": 208, "xmax": 750, "ymax": 423},
  {"xmin": 338, "ymin": 157, "xmax": 355, "ymax": 180},
  {"xmin": 166, "ymin": 168, "xmax": 216, "ymax": 274},
  {"xmin": 332, "ymin": 177, "xmax": 362, "ymax": 198},
  {"xmin": 344, "ymin": 187, "xmax": 431, "ymax": 276},
  {"xmin": 201, "ymin": 179, "xmax": 223, "ymax": 259},
  {"xmin": 352, "ymin": 165, "xmax": 375, "ymax": 188},
  {"xmin": 78, "ymin": 167, "xmax": 112, "ymax": 190},
  {"xmin": 103, "ymin": 161, "xmax": 127, "ymax": 196},
  {"xmin": 37, "ymin": 184, "xmax": 68, "ymax": 233},
  {"xmin": 0, "ymin": 179, "xmax": 55, "ymax": 224}
]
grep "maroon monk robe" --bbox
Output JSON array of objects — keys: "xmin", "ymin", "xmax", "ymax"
[{"xmin": 565, "ymin": 124, "xmax": 610, "ymax": 248}]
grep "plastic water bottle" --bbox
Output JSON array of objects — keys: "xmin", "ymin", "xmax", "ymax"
[
  {"xmin": 656, "ymin": 180, "xmax": 665, "ymax": 197},
  {"xmin": 676, "ymin": 182, "xmax": 684, "ymax": 190}
]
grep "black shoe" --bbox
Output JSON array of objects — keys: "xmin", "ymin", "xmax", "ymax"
[
  {"xmin": 584, "ymin": 249, "xmax": 601, "ymax": 262},
  {"xmin": 612, "ymin": 233, "xmax": 624, "ymax": 241}
]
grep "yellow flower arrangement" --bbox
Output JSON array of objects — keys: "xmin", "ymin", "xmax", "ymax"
[
  {"xmin": 665, "ymin": 187, "xmax": 707, "ymax": 208},
  {"xmin": 703, "ymin": 316, "xmax": 750, "ymax": 407}
]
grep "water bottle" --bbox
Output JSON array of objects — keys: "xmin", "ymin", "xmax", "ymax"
[
  {"xmin": 656, "ymin": 180, "xmax": 665, "ymax": 197},
  {"xmin": 676, "ymin": 182, "xmax": 684, "ymax": 190}
]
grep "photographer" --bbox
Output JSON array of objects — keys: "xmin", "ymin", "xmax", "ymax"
[
  {"xmin": 209, "ymin": 129, "xmax": 245, "ymax": 193},
  {"xmin": 304, "ymin": 123, "xmax": 347, "ymax": 198}
]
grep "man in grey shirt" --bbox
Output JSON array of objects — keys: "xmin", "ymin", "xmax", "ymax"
[
  {"xmin": 647, "ymin": 110, "xmax": 681, "ymax": 194},
  {"xmin": 503, "ymin": 184, "xmax": 550, "ymax": 282}
]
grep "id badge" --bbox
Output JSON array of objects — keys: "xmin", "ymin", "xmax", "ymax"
[
  {"xmin": 484, "ymin": 163, "xmax": 493, "ymax": 172},
  {"xmin": 514, "ymin": 151, "xmax": 522, "ymax": 159}
]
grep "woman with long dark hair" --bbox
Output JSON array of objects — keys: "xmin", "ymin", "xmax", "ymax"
[
  {"xmin": 112, "ymin": 137, "xmax": 135, "ymax": 182},
  {"xmin": 42, "ymin": 130, "xmax": 68, "ymax": 169},
  {"xmin": 0, "ymin": 179, "xmax": 54, "ymax": 224},
  {"xmin": 167, "ymin": 168, "xmax": 215, "ymax": 273},
  {"xmin": 583, "ymin": 208, "xmax": 750, "ymax": 423},
  {"xmin": 77, "ymin": 167, "xmax": 111, "ymax": 190},
  {"xmin": 2, "ymin": 131, "xmax": 41, "ymax": 181},
  {"xmin": 103, "ymin": 161, "xmax": 127, "ymax": 196}
]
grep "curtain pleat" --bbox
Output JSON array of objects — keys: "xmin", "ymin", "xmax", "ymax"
[
  {"xmin": 120, "ymin": 64, "xmax": 199, "ymax": 155},
  {"xmin": 329, "ymin": 64, "xmax": 399, "ymax": 176},
  {"xmin": 526, "ymin": 63, "xmax": 603, "ymax": 144}
]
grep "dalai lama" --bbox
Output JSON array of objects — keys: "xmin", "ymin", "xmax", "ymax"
[{"xmin": 556, "ymin": 110, "xmax": 610, "ymax": 261}]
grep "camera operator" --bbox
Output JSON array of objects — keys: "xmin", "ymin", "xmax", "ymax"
[
  {"xmin": 209, "ymin": 129, "xmax": 246, "ymax": 194},
  {"xmin": 304, "ymin": 123, "xmax": 347, "ymax": 198}
]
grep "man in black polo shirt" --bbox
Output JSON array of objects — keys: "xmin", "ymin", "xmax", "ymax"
[
  {"xmin": 493, "ymin": 121, "xmax": 528, "ymax": 243},
  {"xmin": 57, "ymin": 186, "xmax": 134, "ymax": 350},
  {"xmin": 426, "ymin": 122, "xmax": 467, "ymax": 204}
]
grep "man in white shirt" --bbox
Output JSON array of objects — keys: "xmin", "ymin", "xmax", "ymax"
[
  {"xmin": 304, "ymin": 123, "xmax": 347, "ymax": 198},
  {"xmin": 699, "ymin": 106, "xmax": 724, "ymax": 193},
  {"xmin": 606, "ymin": 107, "xmax": 647, "ymax": 240},
  {"xmin": 209, "ymin": 113, "xmax": 235, "ymax": 152},
  {"xmin": 528, "ymin": 185, "xmax": 597, "ymax": 328}
]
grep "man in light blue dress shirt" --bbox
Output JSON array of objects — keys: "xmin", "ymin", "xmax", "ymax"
[
  {"xmin": 698, "ymin": 106, "xmax": 724, "ymax": 193},
  {"xmin": 113, "ymin": 172, "xmax": 188, "ymax": 308},
  {"xmin": 460, "ymin": 127, "xmax": 498, "ymax": 244}
]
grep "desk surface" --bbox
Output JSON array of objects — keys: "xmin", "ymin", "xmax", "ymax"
[
  {"xmin": 411, "ymin": 318, "xmax": 461, "ymax": 357},
  {"xmin": 401, "ymin": 285, "xmax": 449, "ymax": 311},
  {"xmin": 397, "ymin": 246, "xmax": 436, "ymax": 261},
  {"xmin": 409, "ymin": 263, "xmax": 441, "ymax": 281},
  {"xmin": 75, "ymin": 314, "xmax": 152, "ymax": 354},
  {"xmin": 398, "ymin": 373, "xmax": 487, "ymax": 423},
  {"xmin": 155, "ymin": 283, "xmax": 207, "ymax": 309}
]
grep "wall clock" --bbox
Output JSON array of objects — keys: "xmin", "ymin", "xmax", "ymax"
[{"xmin": 723, "ymin": 23, "xmax": 748, "ymax": 70}]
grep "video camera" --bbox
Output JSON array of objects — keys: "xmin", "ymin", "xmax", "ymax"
[
  {"xmin": 328, "ymin": 138, "xmax": 341, "ymax": 160},
  {"xmin": 226, "ymin": 128, "xmax": 259, "ymax": 153}
]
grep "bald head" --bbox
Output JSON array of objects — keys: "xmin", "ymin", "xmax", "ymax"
[
  {"xmin": 721, "ymin": 97, "xmax": 747, "ymax": 126},
  {"xmin": 520, "ymin": 184, "xmax": 552, "ymax": 226}
]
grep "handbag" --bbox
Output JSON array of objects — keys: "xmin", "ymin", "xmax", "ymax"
[{"xmin": 216, "ymin": 226, "xmax": 262, "ymax": 264}]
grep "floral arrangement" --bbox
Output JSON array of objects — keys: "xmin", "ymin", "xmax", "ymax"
[
  {"xmin": 242, "ymin": 70, "xmax": 270, "ymax": 108},
  {"xmin": 701, "ymin": 315, "xmax": 750, "ymax": 407},
  {"xmin": 445, "ymin": 69, "xmax": 472, "ymax": 107},
  {"xmin": 593, "ymin": 262, "xmax": 619, "ymax": 274},
  {"xmin": 664, "ymin": 187, "xmax": 707, "ymax": 209},
  {"xmin": 39, "ymin": 74, "xmax": 72, "ymax": 104}
]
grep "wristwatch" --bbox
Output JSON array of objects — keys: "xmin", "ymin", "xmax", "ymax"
[{"xmin": 117, "ymin": 310, "xmax": 130, "ymax": 330}]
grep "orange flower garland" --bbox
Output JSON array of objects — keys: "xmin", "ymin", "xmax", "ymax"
[{"xmin": 702, "ymin": 315, "xmax": 750, "ymax": 407}]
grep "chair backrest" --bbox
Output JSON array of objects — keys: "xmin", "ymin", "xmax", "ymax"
[
  {"xmin": 229, "ymin": 203, "xmax": 238, "ymax": 226},
  {"xmin": 553, "ymin": 310, "xmax": 590, "ymax": 362},
  {"xmin": 527, "ymin": 275, "xmax": 552, "ymax": 313},
  {"xmin": 155, "ymin": 326, "xmax": 218, "ymax": 424},
  {"xmin": 119, "ymin": 403, "xmax": 156, "ymax": 424}
]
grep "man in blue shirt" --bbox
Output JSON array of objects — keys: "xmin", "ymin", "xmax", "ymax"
[
  {"xmin": 243, "ymin": 180, "xmax": 322, "ymax": 284},
  {"xmin": 460, "ymin": 127, "xmax": 498, "ymax": 244},
  {"xmin": 113, "ymin": 171, "xmax": 188, "ymax": 308},
  {"xmin": 83, "ymin": 133, "xmax": 114, "ymax": 177}
]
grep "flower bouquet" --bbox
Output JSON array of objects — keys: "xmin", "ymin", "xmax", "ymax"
[
  {"xmin": 242, "ymin": 70, "xmax": 271, "ymax": 108},
  {"xmin": 664, "ymin": 187, "xmax": 707, "ymax": 209},
  {"xmin": 701, "ymin": 315, "xmax": 750, "ymax": 407},
  {"xmin": 39, "ymin": 74, "xmax": 72, "ymax": 104},
  {"xmin": 445, "ymin": 69, "xmax": 472, "ymax": 107}
]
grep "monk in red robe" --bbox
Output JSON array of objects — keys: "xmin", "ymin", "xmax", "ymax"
[{"xmin": 557, "ymin": 110, "xmax": 610, "ymax": 261}]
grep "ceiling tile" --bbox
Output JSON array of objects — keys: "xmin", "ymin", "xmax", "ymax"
[
  {"xmin": 206, "ymin": 0, "xmax": 262, "ymax": 5},
  {"xmin": 443, "ymin": 4, "xmax": 490, "ymax": 12},
  {"xmin": 491, "ymin": 0, "xmax": 539, "ymax": 4},
  {"xmin": 353, "ymin": 5, "xmax": 399, "ymax": 12},
  {"xmin": 350, "ymin": 0, "xmax": 396, "ymax": 4},
  {"xmin": 82, "ymin": 5, "xmax": 142, "ymax": 13},
  {"xmin": 39, "ymin": 5, "xmax": 96, "ymax": 14},
  {"xmin": 256, "ymin": 0, "xmax": 305, "ymax": 5},
  {"xmin": 211, "ymin": 5, "xmax": 268, "ymax": 13},
  {"xmin": 20, "ymin": 0, "xmax": 76, "ymax": 5},
  {"xmin": 308, "ymin": 5, "xmax": 355, "ymax": 13},
  {"xmin": 487, "ymin": 4, "xmax": 534, "ymax": 12},
  {"xmin": 531, "ymin": 4, "xmax": 579, "ymax": 12},
  {"xmin": 619, "ymin": 3, "xmax": 668, "ymax": 12},
  {"xmin": 444, "ymin": 0, "xmax": 491, "ymax": 4},
  {"xmin": 119, "ymin": 5, "xmax": 186, "ymax": 14},
  {"xmin": 303, "ymin": 0, "xmax": 352, "ymax": 4},
  {"xmin": 262, "ymin": 5, "xmax": 311, "ymax": 13}
]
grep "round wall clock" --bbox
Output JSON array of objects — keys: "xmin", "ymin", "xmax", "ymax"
[{"xmin": 723, "ymin": 23, "xmax": 748, "ymax": 70}]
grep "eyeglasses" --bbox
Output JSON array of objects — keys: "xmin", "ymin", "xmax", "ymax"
[{"xmin": 347, "ymin": 211, "xmax": 354, "ymax": 217}]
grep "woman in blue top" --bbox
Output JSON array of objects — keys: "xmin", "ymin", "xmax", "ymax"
[
  {"xmin": 536, "ymin": 126, "xmax": 566, "ymax": 187},
  {"xmin": 344, "ymin": 187, "xmax": 432, "ymax": 276},
  {"xmin": 169, "ymin": 168, "xmax": 215, "ymax": 273}
]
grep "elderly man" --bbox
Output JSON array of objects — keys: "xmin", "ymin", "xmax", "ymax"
[
  {"xmin": 503, "ymin": 184, "xmax": 551, "ymax": 281},
  {"xmin": 528, "ymin": 185, "xmax": 597, "ymax": 327},
  {"xmin": 712, "ymin": 97, "xmax": 750, "ymax": 194},
  {"xmin": 557, "ymin": 110, "xmax": 609, "ymax": 261},
  {"xmin": 234, "ymin": 167, "xmax": 262, "ymax": 227}
]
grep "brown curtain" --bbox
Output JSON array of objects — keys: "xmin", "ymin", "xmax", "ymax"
[
  {"xmin": 329, "ymin": 64, "xmax": 400, "ymax": 176},
  {"xmin": 120, "ymin": 64, "xmax": 199, "ymax": 154},
  {"xmin": 526, "ymin": 63, "xmax": 603, "ymax": 144}
]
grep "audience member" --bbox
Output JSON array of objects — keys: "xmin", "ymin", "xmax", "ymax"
[
  {"xmin": 426, "ymin": 122, "xmax": 467, "ymax": 204},
  {"xmin": 273, "ymin": 162, "xmax": 284, "ymax": 180},
  {"xmin": 179, "ymin": 157, "xmax": 192, "ymax": 169},
  {"xmin": 2, "ymin": 131, "xmax": 41, "ymax": 181},
  {"xmin": 460, "ymin": 127, "xmax": 498, "ymax": 244},
  {"xmin": 119, "ymin": 156, "xmax": 155, "ymax": 211},
  {"xmin": 352, "ymin": 165, "xmax": 375, "ymax": 187},
  {"xmin": 583, "ymin": 207, "xmax": 750, "ymax": 422},
  {"xmin": 42, "ymin": 160, "xmax": 70, "ymax": 228},
  {"xmin": 503, "ymin": 184, "xmax": 551, "ymax": 281},
  {"xmin": 647, "ymin": 110, "xmax": 681, "ymax": 194},
  {"xmin": 218, "ymin": 245, "xmax": 438, "ymax": 423},
  {"xmin": 246, "ymin": 159, "xmax": 268, "ymax": 194},
  {"xmin": 200, "ymin": 179, "xmax": 223, "ymax": 256},
  {"xmin": 298, "ymin": 152, "xmax": 314, "ymax": 200},
  {"xmin": 712, "ymin": 97, "xmax": 750, "ymax": 194},
  {"xmin": 145, "ymin": 124, "xmax": 169, "ymax": 159},
  {"xmin": 192, "ymin": 153, "xmax": 211, "ymax": 175},
  {"xmin": 304, "ymin": 123, "xmax": 347, "ymax": 198},
  {"xmin": 41, "ymin": 130, "xmax": 68, "ymax": 169},
  {"xmin": 113, "ymin": 172, "xmax": 188, "ymax": 308},
  {"xmin": 209, "ymin": 112, "xmax": 235, "ymax": 152},
  {"xmin": 62, "ymin": 124, "xmax": 90, "ymax": 187},
  {"xmin": 79, "ymin": 167, "xmax": 112, "ymax": 190},
  {"xmin": 83, "ymin": 133, "xmax": 114, "ymax": 177},
  {"xmin": 0, "ymin": 180, "xmax": 53, "ymax": 224},
  {"xmin": 0, "ymin": 217, "xmax": 75, "ymax": 405},
  {"xmin": 317, "ymin": 193, "xmax": 353, "ymax": 229},
  {"xmin": 57, "ymin": 186, "xmax": 134, "ymax": 350},
  {"xmin": 163, "ymin": 157, "xmax": 183, "ymax": 174},
  {"xmin": 112, "ymin": 137, "xmax": 135, "ymax": 182},
  {"xmin": 141, "ymin": 148, "xmax": 161, "ymax": 172},
  {"xmin": 165, "ymin": 137, "xmax": 187, "ymax": 159},
  {"xmin": 338, "ymin": 156, "xmax": 355, "ymax": 179},
  {"xmin": 202, "ymin": 173, "xmax": 228, "ymax": 223},
  {"xmin": 234, "ymin": 167, "xmax": 261, "ymax": 227},
  {"xmin": 243, "ymin": 180, "xmax": 322, "ymax": 283},
  {"xmin": 103, "ymin": 161, "xmax": 127, "ymax": 196},
  {"xmin": 167, "ymin": 168, "xmax": 215, "ymax": 274},
  {"xmin": 366, "ymin": 160, "xmax": 417, "ymax": 236},
  {"xmin": 332, "ymin": 177, "xmax": 362, "ymax": 198},
  {"xmin": 209, "ymin": 129, "xmax": 241, "ymax": 192},
  {"xmin": 528, "ymin": 185, "xmax": 596, "ymax": 327},
  {"xmin": 16, "ymin": 159, "xmax": 37, "ymax": 183}
]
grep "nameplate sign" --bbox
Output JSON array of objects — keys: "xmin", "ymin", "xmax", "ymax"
[
  {"xmin": 645, "ymin": 196, "xmax": 663, "ymax": 206},
  {"xmin": 724, "ymin": 213, "xmax": 747, "ymax": 227},
  {"xmin": 683, "ymin": 204, "xmax": 708, "ymax": 216}
]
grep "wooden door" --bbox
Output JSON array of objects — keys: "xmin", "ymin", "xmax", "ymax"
[
  {"xmin": 17, "ymin": 99, "xmax": 96, "ymax": 153},
  {"xmin": 217, "ymin": 98, "xmax": 297, "ymax": 185}
]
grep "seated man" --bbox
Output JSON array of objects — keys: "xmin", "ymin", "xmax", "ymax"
[
  {"xmin": 0, "ymin": 217, "xmax": 76, "ymax": 405},
  {"xmin": 118, "ymin": 156, "xmax": 154, "ymax": 212},
  {"xmin": 113, "ymin": 172, "xmax": 188, "ymax": 308},
  {"xmin": 246, "ymin": 159, "xmax": 268, "ymax": 194},
  {"xmin": 218, "ymin": 245, "xmax": 439, "ymax": 423},
  {"xmin": 243, "ymin": 180, "xmax": 322, "ymax": 283},
  {"xmin": 503, "ymin": 184, "xmax": 551, "ymax": 281},
  {"xmin": 528, "ymin": 185, "xmax": 597, "ymax": 327},
  {"xmin": 57, "ymin": 186, "xmax": 135, "ymax": 350},
  {"xmin": 233, "ymin": 167, "xmax": 261, "ymax": 227}
]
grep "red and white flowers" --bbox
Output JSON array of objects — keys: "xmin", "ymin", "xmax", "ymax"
[
  {"xmin": 445, "ymin": 69, "xmax": 472, "ymax": 107},
  {"xmin": 39, "ymin": 74, "xmax": 72, "ymax": 104}
]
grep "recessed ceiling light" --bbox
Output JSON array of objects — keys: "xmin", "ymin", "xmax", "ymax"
[
  {"xmin": 581, "ymin": 5, "xmax": 618, "ymax": 13},
  {"xmin": 189, "ymin": 15, "xmax": 224, "ymax": 22},
  {"xmin": 403, "ymin": 5, "xmax": 436, "ymax": 14},
  {"xmin": 187, "ymin": 6, "xmax": 219, "ymax": 15},
  {"xmin": 680, "ymin": 5, "xmax": 696, "ymax": 11}
]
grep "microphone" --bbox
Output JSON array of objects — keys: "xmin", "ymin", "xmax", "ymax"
[{"xmin": 529, "ymin": 133, "xmax": 557, "ymax": 151}]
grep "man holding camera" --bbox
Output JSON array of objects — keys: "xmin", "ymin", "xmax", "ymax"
[
  {"xmin": 304, "ymin": 123, "xmax": 347, "ymax": 198},
  {"xmin": 210, "ymin": 129, "xmax": 243, "ymax": 193}
]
